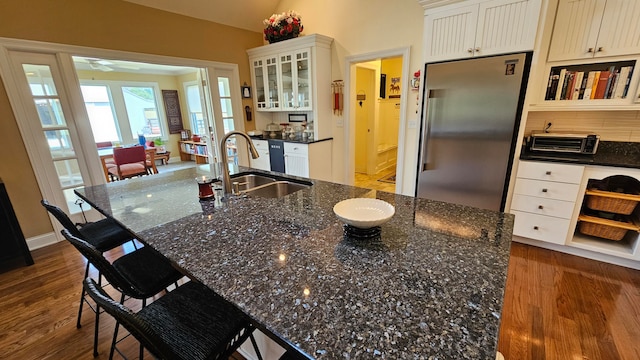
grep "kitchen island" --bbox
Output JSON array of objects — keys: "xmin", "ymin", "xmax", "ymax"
[{"xmin": 76, "ymin": 165, "xmax": 514, "ymax": 359}]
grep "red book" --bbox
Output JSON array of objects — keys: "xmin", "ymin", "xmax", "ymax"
[{"xmin": 593, "ymin": 71, "xmax": 611, "ymax": 99}]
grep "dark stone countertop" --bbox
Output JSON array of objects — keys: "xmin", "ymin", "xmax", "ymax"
[
  {"xmin": 249, "ymin": 134, "xmax": 333, "ymax": 144},
  {"xmin": 520, "ymin": 141, "xmax": 640, "ymax": 168},
  {"xmin": 76, "ymin": 165, "xmax": 514, "ymax": 360}
]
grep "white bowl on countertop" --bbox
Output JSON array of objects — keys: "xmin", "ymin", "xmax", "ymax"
[{"xmin": 333, "ymin": 198, "xmax": 395, "ymax": 229}]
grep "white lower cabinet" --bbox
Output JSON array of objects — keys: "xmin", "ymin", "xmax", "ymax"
[
  {"xmin": 250, "ymin": 139, "xmax": 271, "ymax": 171},
  {"xmin": 283, "ymin": 140, "xmax": 332, "ymax": 181},
  {"xmin": 284, "ymin": 142, "xmax": 309, "ymax": 178},
  {"xmin": 510, "ymin": 161, "xmax": 585, "ymax": 245}
]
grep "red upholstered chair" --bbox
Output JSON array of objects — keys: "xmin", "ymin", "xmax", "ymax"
[
  {"xmin": 97, "ymin": 142, "xmax": 117, "ymax": 172},
  {"xmin": 108, "ymin": 146, "xmax": 148, "ymax": 180}
]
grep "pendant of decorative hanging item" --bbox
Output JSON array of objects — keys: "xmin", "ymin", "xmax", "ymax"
[{"xmin": 332, "ymin": 80, "xmax": 344, "ymax": 115}]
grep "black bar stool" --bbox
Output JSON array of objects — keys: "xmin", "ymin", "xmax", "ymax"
[
  {"xmin": 83, "ymin": 275, "xmax": 263, "ymax": 360},
  {"xmin": 62, "ymin": 229, "xmax": 184, "ymax": 357},
  {"xmin": 41, "ymin": 200, "xmax": 135, "ymax": 331}
]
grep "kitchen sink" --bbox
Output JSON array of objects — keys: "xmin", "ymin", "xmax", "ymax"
[
  {"xmin": 242, "ymin": 181, "xmax": 310, "ymax": 198},
  {"xmin": 230, "ymin": 172, "xmax": 312, "ymax": 198},
  {"xmin": 230, "ymin": 173, "xmax": 276, "ymax": 191}
]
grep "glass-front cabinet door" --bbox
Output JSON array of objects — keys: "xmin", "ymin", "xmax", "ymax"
[
  {"xmin": 295, "ymin": 49, "xmax": 312, "ymax": 110},
  {"xmin": 279, "ymin": 53, "xmax": 295, "ymax": 109},
  {"xmin": 265, "ymin": 56, "xmax": 280, "ymax": 109},
  {"xmin": 252, "ymin": 58, "xmax": 267, "ymax": 109},
  {"xmin": 279, "ymin": 48, "xmax": 312, "ymax": 110}
]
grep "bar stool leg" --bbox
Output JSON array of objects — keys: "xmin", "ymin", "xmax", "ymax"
[
  {"xmin": 249, "ymin": 333, "xmax": 264, "ymax": 360},
  {"xmin": 77, "ymin": 262, "xmax": 91, "ymax": 328}
]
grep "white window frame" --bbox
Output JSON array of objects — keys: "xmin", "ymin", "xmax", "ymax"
[{"xmin": 80, "ymin": 79, "xmax": 168, "ymax": 145}]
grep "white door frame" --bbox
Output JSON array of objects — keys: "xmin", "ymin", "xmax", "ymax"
[
  {"xmin": 344, "ymin": 47, "xmax": 411, "ymax": 194},
  {"xmin": 0, "ymin": 36, "xmax": 243, "ymax": 239}
]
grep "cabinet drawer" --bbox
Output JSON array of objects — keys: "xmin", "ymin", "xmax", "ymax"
[
  {"xmin": 284, "ymin": 142, "xmax": 308, "ymax": 156},
  {"xmin": 513, "ymin": 178, "xmax": 580, "ymax": 202},
  {"xmin": 511, "ymin": 210, "xmax": 571, "ymax": 245},
  {"xmin": 252, "ymin": 139, "xmax": 269, "ymax": 151},
  {"xmin": 511, "ymin": 194, "xmax": 576, "ymax": 219},
  {"xmin": 517, "ymin": 161, "xmax": 584, "ymax": 184}
]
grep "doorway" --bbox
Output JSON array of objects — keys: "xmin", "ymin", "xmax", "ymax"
[
  {"xmin": 349, "ymin": 53, "xmax": 407, "ymax": 194},
  {"xmin": 0, "ymin": 38, "xmax": 245, "ymax": 242}
]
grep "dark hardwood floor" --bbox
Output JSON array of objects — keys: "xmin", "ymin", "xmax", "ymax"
[
  {"xmin": 0, "ymin": 241, "xmax": 245, "ymax": 360},
  {"xmin": 1, "ymin": 240, "xmax": 639, "ymax": 359},
  {"xmin": 498, "ymin": 243, "xmax": 640, "ymax": 360}
]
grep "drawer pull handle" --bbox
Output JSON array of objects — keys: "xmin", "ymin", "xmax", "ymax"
[
  {"xmin": 542, "ymin": 188, "xmax": 548, "ymax": 193},
  {"xmin": 545, "ymin": 171, "xmax": 552, "ymax": 175},
  {"xmin": 533, "ymin": 226, "xmax": 539, "ymax": 230},
  {"xmin": 538, "ymin": 205, "xmax": 544, "ymax": 209}
]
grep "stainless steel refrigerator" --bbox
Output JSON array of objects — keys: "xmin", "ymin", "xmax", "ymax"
[{"xmin": 416, "ymin": 52, "xmax": 531, "ymax": 211}]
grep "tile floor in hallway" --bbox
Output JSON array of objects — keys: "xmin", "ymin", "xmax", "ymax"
[{"xmin": 354, "ymin": 171, "xmax": 397, "ymax": 193}]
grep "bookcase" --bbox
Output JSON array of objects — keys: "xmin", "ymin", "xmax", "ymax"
[
  {"xmin": 544, "ymin": 60, "xmax": 636, "ymax": 102},
  {"xmin": 178, "ymin": 141, "xmax": 209, "ymax": 164}
]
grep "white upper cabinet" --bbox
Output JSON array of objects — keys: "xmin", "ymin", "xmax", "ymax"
[
  {"xmin": 548, "ymin": 0, "xmax": 640, "ymax": 62},
  {"xmin": 248, "ymin": 35, "xmax": 330, "ymax": 113},
  {"xmin": 423, "ymin": 0, "xmax": 542, "ymax": 63}
]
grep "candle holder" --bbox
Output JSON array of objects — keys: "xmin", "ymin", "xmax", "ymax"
[{"xmin": 196, "ymin": 176, "xmax": 215, "ymax": 200}]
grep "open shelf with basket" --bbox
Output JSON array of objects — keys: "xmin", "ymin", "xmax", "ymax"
[{"xmin": 572, "ymin": 175, "xmax": 640, "ymax": 258}]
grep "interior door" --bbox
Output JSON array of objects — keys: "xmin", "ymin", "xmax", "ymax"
[
  {"xmin": 6, "ymin": 51, "xmax": 94, "ymax": 233},
  {"xmin": 207, "ymin": 67, "xmax": 248, "ymax": 167}
]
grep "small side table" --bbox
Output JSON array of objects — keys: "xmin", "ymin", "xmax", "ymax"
[{"xmin": 155, "ymin": 151, "xmax": 171, "ymax": 165}]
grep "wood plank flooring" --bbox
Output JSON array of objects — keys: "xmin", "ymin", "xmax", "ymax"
[
  {"xmin": 0, "ymin": 241, "xmax": 245, "ymax": 360},
  {"xmin": 1, "ymin": 240, "xmax": 639, "ymax": 359},
  {"xmin": 498, "ymin": 243, "xmax": 640, "ymax": 360}
]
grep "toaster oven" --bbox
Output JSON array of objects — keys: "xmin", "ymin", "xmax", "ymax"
[{"xmin": 527, "ymin": 132, "xmax": 600, "ymax": 154}]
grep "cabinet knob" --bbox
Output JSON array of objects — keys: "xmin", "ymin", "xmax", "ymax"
[
  {"xmin": 597, "ymin": 47, "xmax": 603, "ymax": 52},
  {"xmin": 475, "ymin": 47, "xmax": 480, "ymax": 52},
  {"xmin": 538, "ymin": 205, "xmax": 544, "ymax": 210},
  {"xmin": 467, "ymin": 48, "xmax": 473, "ymax": 53},
  {"xmin": 542, "ymin": 188, "xmax": 548, "ymax": 193},
  {"xmin": 545, "ymin": 171, "xmax": 552, "ymax": 175},
  {"xmin": 587, "ymin": 48, "xmax": 594, "ymax": 53},
  {"xmin": 533, "ymin": 226, "xmax": 539, "ymax": 230}
]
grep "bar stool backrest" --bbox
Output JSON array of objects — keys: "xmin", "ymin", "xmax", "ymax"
[
  {"xmin": 83, "ymin": 277, "xmax": 174, "ymax": 358},
  {"xmin": 41, "ymin": 200, "xmax": 83, "ymax": 238},
  {"xmin": 61, "ymin": 229, "xmax": 143, "ymax": 298}
]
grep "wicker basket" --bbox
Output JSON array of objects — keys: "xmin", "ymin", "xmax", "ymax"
[
  {"xmin": 577, "ymin": 214, "xmax": 638, "ymax": 241},
  {"xmin": 585, "ymin": 189, "xmax": 640, "ymax": 215}
]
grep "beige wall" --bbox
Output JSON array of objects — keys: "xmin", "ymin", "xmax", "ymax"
[
  {"xmin": 274, "ymin": 0, "xmax": 425, "ymax": 192},
  {"xmin": 0, "ymin": 0, "xmax": 263, "ymax": 238}
]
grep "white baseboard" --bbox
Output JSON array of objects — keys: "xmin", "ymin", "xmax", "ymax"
[{"xmin": 27, "ymin": 232, "xmax": 60, "ymax": 250}]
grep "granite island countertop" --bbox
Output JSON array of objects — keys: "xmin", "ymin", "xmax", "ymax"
[{"xmin": 76, "ymin": 165, "xmax": 514, "ymax": 359}]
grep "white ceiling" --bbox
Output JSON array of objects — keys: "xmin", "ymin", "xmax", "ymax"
[{"xmin": 122, "ymin": 0, "xmax": 281, "ymax": 32}]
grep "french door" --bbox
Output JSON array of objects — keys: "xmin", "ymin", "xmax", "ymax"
[
  {"xmin": 6, "ymin": 51, "xmax": 95, "ymax": 230},
  {"xmin": 207, "ymin": 67, "xmax": 248, "ymax": 166}
]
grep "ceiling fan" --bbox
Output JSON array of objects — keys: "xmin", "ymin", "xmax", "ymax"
[{"xmin": 88, "ymin": 59, "xmax": 114, "ymax": 72}]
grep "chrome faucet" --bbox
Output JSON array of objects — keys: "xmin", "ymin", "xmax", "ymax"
[{"xmin": 219, "ymin": 131, "xmax": 259, "ymax": 197}]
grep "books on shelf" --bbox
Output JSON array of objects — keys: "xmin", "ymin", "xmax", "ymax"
[{"xmin": 545, "ymin": 62, "xmax": 635, "ymax": 102}]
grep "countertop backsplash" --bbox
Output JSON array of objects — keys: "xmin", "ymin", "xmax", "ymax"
[{"xmin": 525, "ymin": 110, "xmax": 640, "ymax": 142}]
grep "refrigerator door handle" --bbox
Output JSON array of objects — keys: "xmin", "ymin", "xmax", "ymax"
[{"xmin": 420, "ymin": 90, "xmax": 435, "ymax": 172}]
